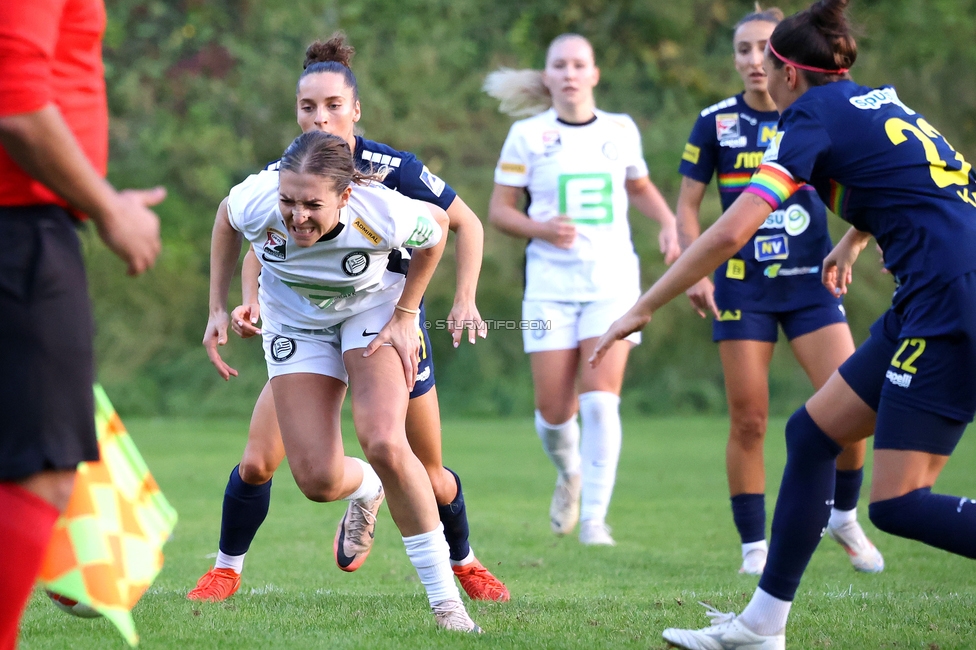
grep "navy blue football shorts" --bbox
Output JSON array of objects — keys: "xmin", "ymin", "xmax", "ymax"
[
  {"xmin": 0, "ymin": 205, "xmax": 97, "ymax": 481},
  {"xmin": 410, "ymin": 301, "xmax": 435, "ymax": 399},
  {"xmin": 712, "ymin": 301, "xmax": 847, "ymax": 343},
  {"xmin": 839, "ymin": 276, "xmax": 976, "ymax": 455}
]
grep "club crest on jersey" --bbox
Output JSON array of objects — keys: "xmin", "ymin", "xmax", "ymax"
[
  {"xmin": 341, "ymin": 251, "xmax": 370, "ymax": 277},
  {"xmin": 542, "ymin": 130, "xmax": 562, "ymax": 156},
  {"xmin": 269, "ymin": 335, "xmax": 296, "ymax": 362},
  {"xmin": 262, "ymin": 228, "xmax": 287, "ymax": 261},
  {"xmin": 419, "ymin": 166, "xmax": 446, "ymax": 197},
  {"xmin": 754, "ymin": 234, "xmax": 790, "ymax": 261},
  {"xmin": 758, "ymin": 122, "xmax": 779, "ymax": 147},
  {"xmin": 602, "ymin": 141, "xmax": 618, "ymax": 160},
  {"xmin": 715, "ymin": 113, "xmax": 740, "ymax": 141}
]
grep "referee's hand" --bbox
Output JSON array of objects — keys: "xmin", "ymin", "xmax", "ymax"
[{"xmin": 97, "ymin": 187, "xmax": 164, "ymax": 276}]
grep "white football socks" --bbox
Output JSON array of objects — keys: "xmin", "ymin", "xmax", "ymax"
[
  {"xmin": 535, "ymin": 410, "xmax": 581, "ymax": 481},
  {"xmin": 742, "ymin": 539, "xmax": 768, "ymax": 558},
  {"xmin": 402, "ymin": 523, "xmax": 461, "ymax": 606},
  {"xmin": 214, "ymin": 551, "xmax": 245, "ymax": 574},
  {"xmin": 344, "ymin": 457, "xmax": 383, "ymax": 504},
  {"xmin": 828, "ymin": 506, "xmax": 857, "ymax": 530},
  {"xmin": 739, "ymin": 586, "xmax": 791, "ymax": 636},
  {"xmin": 578, "ymin": 391, "xmax": 622, "ymax": 524}
]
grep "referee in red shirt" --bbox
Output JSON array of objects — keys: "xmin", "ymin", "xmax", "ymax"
[{"xmin": 0, "ymin": 1, "xmax": 162, "ymax": 646}]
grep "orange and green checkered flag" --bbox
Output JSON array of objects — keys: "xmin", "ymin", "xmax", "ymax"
[{"xmin": 38, "ymin": 385, "xmax": 178, "ymax": 645}]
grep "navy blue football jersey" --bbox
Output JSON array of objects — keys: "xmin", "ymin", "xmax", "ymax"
[
  {"xmin": 752, "ymin": 81, "xmax": 976, "ymax": 336},
  {"xmin": 679, "ymin": 94, "xmax": 836, "ymax": 311}
]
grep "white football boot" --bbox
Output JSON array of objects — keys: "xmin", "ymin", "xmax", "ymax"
[
  {"xmin": 550, "ymin": 472, "xmax": 581, "ymax": 535},
  {"xmin": 826, "ymin": 519, "xmax": 884, "ymax": 573},
  {"xmin": 579, "ymin": 519, "xmax": 616, "ymax": 546},
  {"xmin": 662, "ymin": 603, "xmax": 785, "ymax": 650},
  {"xmin": 739, "ymin": 548, "xmax": 767, "ymax": 575},
  {"xmin": 432, "ymin": 599, "xmax": 482, "ymax": 633}
]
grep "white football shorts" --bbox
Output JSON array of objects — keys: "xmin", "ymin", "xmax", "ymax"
[
  {"xmin": 262, "ymin": 300, "xmax": 399, "ymax": 381},
  {"xmin": 522, "ymin": 293, "xmax": 641, "ymax": 353}
]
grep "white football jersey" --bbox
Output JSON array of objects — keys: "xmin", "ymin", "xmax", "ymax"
[
  {"xmin": 226, "ymin": 169, "xmax": 442, "ymax": 329},
  {"xmin": 494, "ymin": 108, "xmax": 648, "ymax": 301}
]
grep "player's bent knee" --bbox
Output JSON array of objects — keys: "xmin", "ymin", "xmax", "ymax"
[
  {"xmin": 292, "ymin": 469, "xmax": 347, "ymax": 503},
  {"xmin": 359, "ymin": 436, "xmax": 408, "ymax": 475},
  {"xmin": 238, "ymin": 458, "xmax": 277, "ymax": 485},
  {"xmin": 869, "ymin": 488, "xmax": 928, "ymax": 538}
]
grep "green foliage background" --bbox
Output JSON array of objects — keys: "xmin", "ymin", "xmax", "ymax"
[{"xmin": 90, "ymin": 0, "xmax": 976, "ymax": 417}]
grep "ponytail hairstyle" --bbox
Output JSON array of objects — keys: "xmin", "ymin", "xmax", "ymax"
[
  {"xmin": 298, "ymin": 31, "xmax": 359, "ymax": 100},
  {"xmin": 483, "ymin": 68, "xmax": 551, "ymax": 117},
  {"xmin": 768, "ymin": 0, "xmax": 856, "ymax": 86},
  {"xmin": 279, "ymin": 131, "xmax": 385, "ymax": 193},
  {"xmin": 735, "ymin": 3, "xmax": 785, "ymax": 31},
  {"xmin": 483, "ymin": 33, "xmax": 594, "ymax": 118}
]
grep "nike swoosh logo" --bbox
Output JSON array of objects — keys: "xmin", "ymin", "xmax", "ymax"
[
  {"xmin": 362, "ymin": 329, "xmax": 380, "ymax": 337},
  {"xmin": 335, "ymin": 512, "xmax": 358, "ymax": 569}
]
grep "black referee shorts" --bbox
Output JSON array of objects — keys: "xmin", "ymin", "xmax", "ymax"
[{"xmin": 0, "ymin": 205, "xmax": 97, "ymax": 481}]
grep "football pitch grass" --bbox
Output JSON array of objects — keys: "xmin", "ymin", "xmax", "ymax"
[{"xmin": 20, "ymin": 415, "xmax": 976, "ymax": 649}]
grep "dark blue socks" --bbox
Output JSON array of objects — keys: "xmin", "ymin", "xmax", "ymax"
[
  {"xmin": 218, "ymin": 465, "xmax": 272, "ymax": 556},
  {"xmin": 870, "ymin": 488, "xmax": 976, "ymax": 558},
  {"xmin": 833, "ymin": 468, "xmax": 864, "ymax": 512},
  {"xmin": 731, "ymin": 493, "xmax": 766, "ymax": 544},
  {"xmin": 759, "ymin": 406, "xmax": 841, "ymax": 602},
  {"xmin": 437, "ymin": 468, "xmax": 471, "ymax": 562}
]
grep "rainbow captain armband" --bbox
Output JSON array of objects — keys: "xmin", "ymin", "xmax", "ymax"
[{"xmin": 744, "ymin": 163, "xmax": 804, "ymax": 210}]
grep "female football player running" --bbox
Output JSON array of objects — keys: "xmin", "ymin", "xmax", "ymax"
[
  {"xmin": 192, "ymin": 34, "xmax": 507, "ymax": 604},
  {"xmin": 210, "ymin": 129, "xmax": 480, "ymax": 632},
  {"xmin": 676, "ymin": 4, "xmax": 880, "ymax": 575},
  {"xmin": 486, "ymin": 34, "xmax": 681, "ymax": 546},
  {"xmin": 593, "ymin": 1, "xmax": 976, "ymax": 646}
]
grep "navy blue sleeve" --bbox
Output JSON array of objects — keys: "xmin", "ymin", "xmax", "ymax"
[
  {"xmin": 764, "ymin": 103, "xmax": 832, "ymax": 184},
  {"xmin": 390, "ymin": 153, "xmax": 458, "ymax": 211},
  {"xmin": 678, "ymin": 112, "xmax": 718, "ymax": 185}
]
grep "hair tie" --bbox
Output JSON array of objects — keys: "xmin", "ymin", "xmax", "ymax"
[
  {"xmin": 394, "ymin": 304, "xmax": 420, "ymax": 315},
  {"xmin": 768, "ymin": 40, "xmax": 849, "ymax": 75}
]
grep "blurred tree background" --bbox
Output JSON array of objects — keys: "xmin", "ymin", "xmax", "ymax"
[{"xmin": 89, "ymin": 0, "xmax": 976, "ymax": 418}]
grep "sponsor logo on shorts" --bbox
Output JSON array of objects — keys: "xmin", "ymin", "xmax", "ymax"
[
  {"xmin": 262, "ymin": 228, "xmax": 287, "ymax": 261},
  {"xmin": 715, "ymin": 113, "xmax": 740, "ymax": 141},
  {"xmin": 754, "ymin": 234, "xmax": 790, "ymax": 261},
  {"xmin": 718, "ymin": 310, "xmax": 742, "ymax": 321},
  {"xmin": 602, "ymin": 141, "xmax": 618, "ymax": 160},
  {"xmin": 886, "ymin": 370, "xmax": 912, "ymax": 388},
  {"xmin": 341, "ymin": 251, "xmax": 369, "ymax": 276},
  {"xmin": 419, "ymin": 166, "xmax": 446, "ymax": 197},
  {"xmin": 416, "ymin": 366, "xmax": 431, "ymax": 382},
  {"xmin": 500, "ymin": 162, "xmax": 527, "ymax": 174},
  {"xmin": 353, "ymin": 218, "xmax": 382, "ymax": 246},
  {"xmin": 270, "ymin": 335, "xmax": 296, "ymax": 362}
]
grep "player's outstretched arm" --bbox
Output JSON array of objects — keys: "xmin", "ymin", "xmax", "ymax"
[
  {"xmin": 626, "ymin": 175, "xmax": 681, "ymax": 264},
  {"xmin": 823, "ymin": 226, "xmax": 873, "ymax": 297},
  {"xmin": 590, "ymin": 191, "xmax": 772, "ymax": 367},
  {"xmin": 444, "ymin": 195, "xmax": 487, "ymax": 346},
  {"xmin": 204, "ymin": 198, "xmax": 245, "ymax": 380},
  {"xmin": 675, "ymin": 176, "xmax": 720, "ymax": 319}
]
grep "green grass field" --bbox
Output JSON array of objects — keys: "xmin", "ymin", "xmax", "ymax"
[{"xmin": 19, "ymin": 415, "xmax": 976, "ymax": 649}]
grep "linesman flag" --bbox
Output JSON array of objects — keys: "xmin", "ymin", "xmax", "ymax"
[{"xmin": 38, "ymin": 385, "xmax": 178, "ymax": 645}]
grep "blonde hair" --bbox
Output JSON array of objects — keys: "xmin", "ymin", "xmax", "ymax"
[{"xmin": 483, "ymin": 68, "xmax": 550, "ymax": 117}]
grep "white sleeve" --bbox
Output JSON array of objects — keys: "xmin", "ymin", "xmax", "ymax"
[
  {"xmin": 386, "ymin": 192, "xmax": 443, "ymax": 250},
  {"xmin": 226, "ymin": 170, "xmax": 278, "ymax": 238},
  {"xmin": 622, "ymin": 116, "xmax": 650, "ymax": 181},
  {"xmin": 493, "ymin": 122, "xmax": 531, "ymax": 188}
]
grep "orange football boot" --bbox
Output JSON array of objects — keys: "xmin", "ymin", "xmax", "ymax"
[
  {"xmin": 453, "ymin": 559, "xmax": 510, "ymax": 602},
  {"xmin": 187, "ymin": 567, "xmax": 241, "ymax": 602}
]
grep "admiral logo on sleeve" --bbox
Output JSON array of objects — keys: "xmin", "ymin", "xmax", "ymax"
[{"xmin": 353, "ymin": 217, "xmax": 383, "ymax": 246}]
